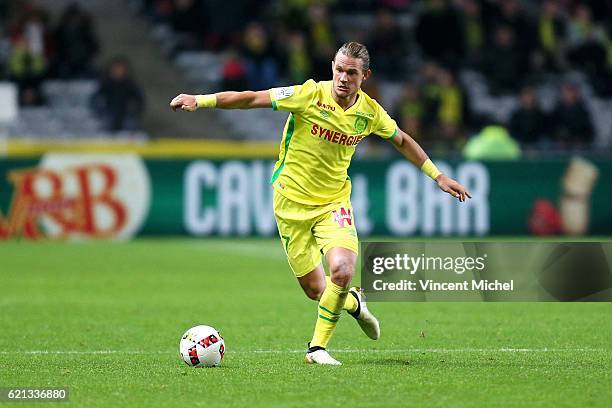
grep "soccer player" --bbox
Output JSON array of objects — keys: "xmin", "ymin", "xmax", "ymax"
[{"xmin": 170, "ymin": 42, "xmax": 471, "ymax": 365}]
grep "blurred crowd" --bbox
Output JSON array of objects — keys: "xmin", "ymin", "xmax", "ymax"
[
  {"xmin": 393, "ymin": 63, "xmax": 596, "ymax": 153},
  {"xmin": 0, "ymin": 1, "xmax": 144, "ymax": 131},
  {"xmin": 0, "ymin": 2, "xmax": 99, "ymax": 103},
  {"xmin": 139, "ymin": 0, "xmax": 612, "ymax": 152},
  {"xmin": 2, "ymin": 0, "xmax": 611, "ymax": 149}
]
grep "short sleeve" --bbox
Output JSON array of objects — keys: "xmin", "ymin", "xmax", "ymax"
[
  {"xmin": 269, "ymin": 79, "xmax": 317, "ymax": 113},
  {"xmin": 372, "ymin": 102, "xmax": 398, "ymax": 140}
]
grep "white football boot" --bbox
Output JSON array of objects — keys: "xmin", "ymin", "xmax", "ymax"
[
  {"xmin": 348, "ymin": 287, "xmax": 380, "ymax": 340},
  {"xmin": 305, "ymin": 344, "xmax": 342, "ymax": 365}
]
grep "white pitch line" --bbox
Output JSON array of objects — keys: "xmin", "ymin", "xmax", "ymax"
[
  {"xmin": 0, "ymin": 348, "xmax": 605, "ymax": 355},
  {"xmin": 0, "ymin": 350, "xmax": 163, "ymax": 355},
  {"xmin": 252, "ymin": 348, "xmax": 605, "ymax": 354}
]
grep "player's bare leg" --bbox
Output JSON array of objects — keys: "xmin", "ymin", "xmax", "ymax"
[
  {"xmin": 297, "ymin": 264, "xmax": 326, "ymax": 300},
  {"xmin": 297, "ymin": 257, "xmax": 357, "ymax": 311},
  {"xmin": 300, "ymin": 248, "xmax": 378, "ymax": 364},
  {"xmin": 298, "ymin": 265, "xmax": 333, "ymax": 364},
  {"xmin": 326, "ymin": 248, "xmax": 380, "ymax": 340},
  {"xmin": 303, "ymin": 248, "xmax": 355, "ymax": 365},
  {"xmin": 299, "ymin": 262, "xmax": 343, "ymax": 365},
  {"xmin": 326, "ymin": 247, "xmax": 356, "ymax": 288}
]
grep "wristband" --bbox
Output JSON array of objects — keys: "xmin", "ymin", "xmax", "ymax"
[
  {"xmin": 421, "ymin": 159, "xmax": 442, "ymax": 180},
  {"xmin": 195, "ymin": 94, "xmax": 217, "ymax": 109}
]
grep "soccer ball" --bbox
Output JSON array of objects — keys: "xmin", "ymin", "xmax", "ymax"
[{"xmin": 179, "ymin": 325, "xmax": 225, "ymax": 367}]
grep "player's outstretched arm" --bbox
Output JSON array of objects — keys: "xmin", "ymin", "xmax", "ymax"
[
  {"xmin": 170, "ymin": 90, "xmax": 272, "ymax": 112},
  {"xmin": 390, "ymin": 129, "xmax": 472, "ymax": 202}
]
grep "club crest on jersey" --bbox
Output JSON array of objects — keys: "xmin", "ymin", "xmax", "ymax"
[
  {"xmin": 354, "ymin": 116, "xmax": 368, "ymax": 133},
  {"xmin": 332, "ymin": 207, "xmax": 352, "ymax": 227},
  {"xmin": 320, "ymin": 110, "xmax": 330, "ymax": 119}
]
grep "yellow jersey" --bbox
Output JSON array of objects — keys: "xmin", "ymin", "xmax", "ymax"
[{"xmin": 269, "ymin": 79, "xmax": 398, "ymax": 205}]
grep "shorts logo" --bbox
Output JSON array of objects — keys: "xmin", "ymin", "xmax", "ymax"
[
  {"xmin": 332, "ymin": 207, "xmax": 352, "ymax": 227},
  {"xmin": 354, "ymin": 117, "xmax": 368, "ymax": 133},
  {"xmin": 273, "ymin": 86, "xmax": 295, "ymax": 100}
]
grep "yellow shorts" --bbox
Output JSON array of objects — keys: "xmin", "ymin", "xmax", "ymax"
[{"xmin": 273, "ymin": 190, "xmax": 359, "ymax": 277}]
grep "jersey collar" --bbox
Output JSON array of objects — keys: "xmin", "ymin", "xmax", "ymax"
[{"xmin": 326, "ymin": 81, "xmax": 362, "ymax": 113}]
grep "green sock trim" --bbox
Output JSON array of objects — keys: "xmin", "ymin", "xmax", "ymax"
[
  {"xmin": 318, "ymin": 305, "xmax": 341, "ymax": 316},
  {"xmin": 328, "ymin": 281, "xmax": 347, "ymax": 295},
  {"xmin": 318, "ymin": 314, "xmax": 339, "ymax": 323}
]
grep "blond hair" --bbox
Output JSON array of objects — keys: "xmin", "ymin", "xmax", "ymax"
[{"xmin": 335, "ymin": 42, "xmax": 370, "ymax": 70}]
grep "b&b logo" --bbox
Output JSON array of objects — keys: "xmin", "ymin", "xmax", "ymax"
[
  {"xmin": 332, "ymin": 207, "xmax": 352, "ymax": 228},
  {"xmin": 0, "ymin": 154, "xmax": 150, "ymax": 240}
]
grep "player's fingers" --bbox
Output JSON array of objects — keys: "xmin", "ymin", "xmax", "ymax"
[
  {"xmin": 456, "ymin": 187, "xmax": 464, "ymax": 201},
  {"xmin": 442, "ymin": 182, "xmax": 469, "ymax": 201},
  {"xmin": 458, "ymin": 187, "xmax": 469, "ymax": 201},
  {"xmin": 443, "ymin": 185, "xmax": 459, "ymax": 199},
  {"xmin": 453, "ymin": 184, "xmax": 468, "ymax": 202},
  {"xmin": 454, "ymin": 188, "xmax": 463, "ymax": 201}
]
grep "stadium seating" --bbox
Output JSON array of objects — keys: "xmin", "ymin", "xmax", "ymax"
[{"xmin": 7, "ymin": 80, "xmax": 104, "ymax": 139}]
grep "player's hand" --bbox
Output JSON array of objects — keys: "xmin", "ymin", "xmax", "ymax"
[
  {"xmin": 436, "ymin": 174, "xmax": 472, "ymax": 202},
  {"xmin": 170, "ymin": 94, "xmax": 197, "ymax": 112}
]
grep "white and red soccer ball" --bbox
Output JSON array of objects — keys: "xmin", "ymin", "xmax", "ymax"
[{"xmin": 179, "ymin": 325, "xmax": 225, "ymax": 367}]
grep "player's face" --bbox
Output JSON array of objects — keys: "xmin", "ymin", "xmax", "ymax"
[{"xmin": 332, "ymin": 54, "xmax": 370, "ymax": 100}]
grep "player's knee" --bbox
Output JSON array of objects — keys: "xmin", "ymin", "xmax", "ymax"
[
  {"xmin": 304, "ymin": 286, "xmax": 324, "ymax": 300},
  {"xmin": 329, "ymin": 258, "xmax": 355, "ymax": 287}
]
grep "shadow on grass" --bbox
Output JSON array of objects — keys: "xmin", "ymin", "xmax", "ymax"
[
  {"xmin": 353, "ymin": 353, "xmax": 611, "ymax": 370},
  {"xmin": 178, "ymin": 365, "xmax": 239, "ymax": 374},
  {"xmin": 353, "ymin": 357, "xmax": 413, "ymax": 366}
]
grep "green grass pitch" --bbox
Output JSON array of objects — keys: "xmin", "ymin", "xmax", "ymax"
[{"xmin": 1, "ymin": 239, "xmax": 611, "ymax": 407}]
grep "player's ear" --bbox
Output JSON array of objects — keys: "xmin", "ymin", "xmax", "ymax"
[{"xmin": 363, "ymin": 69, "xmax": 372, "ymax": 81}]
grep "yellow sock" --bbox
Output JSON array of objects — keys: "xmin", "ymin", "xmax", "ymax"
[
  {"xmin": 334, "ymin": 276, "xmax": 358, "ymax": 313},
  {"xmin": 310, "ymin": 278, "xmax": 348, "ymax": 349}
]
